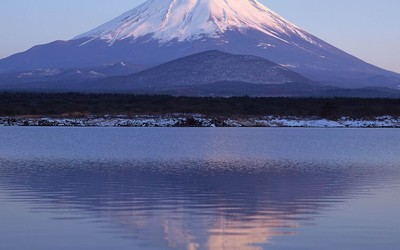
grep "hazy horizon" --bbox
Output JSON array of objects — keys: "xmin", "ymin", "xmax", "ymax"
[{"xmin": 0, "ymin": 0, "xmax": 399, "ymax": 73}]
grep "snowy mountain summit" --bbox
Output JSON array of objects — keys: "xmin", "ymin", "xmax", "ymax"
[
  {"xmin": 1, "ymin": 0, "xmax": 399, "ymax": 91},
  {"xmin": 76, "ymin": 0, "xmax": 317, "ymax": 45}
]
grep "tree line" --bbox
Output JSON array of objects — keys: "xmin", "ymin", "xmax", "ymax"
[{"xmin": 0, "ymin": 92, "xmax": 399, "ymax": 118}]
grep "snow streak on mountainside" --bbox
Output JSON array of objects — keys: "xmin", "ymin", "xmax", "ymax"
[{"xmin": 76, "ymin": 0, "xmax": 319, "ymax": 46}]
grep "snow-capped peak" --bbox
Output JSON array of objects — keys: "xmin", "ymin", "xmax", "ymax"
[{"xmin": 75, "ymin": 0, "xmax": 318, "ymax": 45}]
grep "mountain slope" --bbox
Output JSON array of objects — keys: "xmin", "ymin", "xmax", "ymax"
[
  {"xmin": 75, "ymin": 0, "xmax": 318, "ymax": 45},
  {"xmin": 0, "ymin": 0, "xmax": 399, "ymax": 89},
  {"xmin": 2, "ymin": 51, "xmax": 399, "ymax": 98},
  {"xmin": 96, "ymin": 50, "xmax": 311, "ymax": 90}
]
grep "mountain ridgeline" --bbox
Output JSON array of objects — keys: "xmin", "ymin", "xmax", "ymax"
[
  {"xmin": 0, "ymin": 0, "xmax": 399, "ymax": 96},
  {"xmin": 90, "ymin": 51, "xmax": 312, "ymax": 91}
]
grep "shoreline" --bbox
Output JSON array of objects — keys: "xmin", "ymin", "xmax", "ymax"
[{"xmin": 1, "ymin": 115, "xmax": 399, "ymax": 128}]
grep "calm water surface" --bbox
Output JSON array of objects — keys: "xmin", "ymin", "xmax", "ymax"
[{"xmin": 0, "ymin": 128, "xmax": 399, "ymax": 250}]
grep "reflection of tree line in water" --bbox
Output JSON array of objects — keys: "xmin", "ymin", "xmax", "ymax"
[
  {"xmin": 0, "ymin": 160, "xmax": 396, "ymax": 250},
  {"xmin": 1, "ymin": 93, "xmax": 400, "ymax": 118}
]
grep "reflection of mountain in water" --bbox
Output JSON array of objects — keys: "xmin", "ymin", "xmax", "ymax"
[{"xmin": 0, "ymin": 159, "xmax": 397, "ymax": 250}]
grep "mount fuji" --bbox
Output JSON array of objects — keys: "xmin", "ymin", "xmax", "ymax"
[{"xmin": 0, "ymin": 0, "xmax": 399, "ymax": 92}]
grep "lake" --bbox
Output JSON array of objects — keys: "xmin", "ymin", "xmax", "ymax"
[{"xmin": 0, "ymin": 127, "xmax": 399, "ymax": 250}]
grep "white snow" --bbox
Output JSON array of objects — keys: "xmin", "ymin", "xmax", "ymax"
[
  {"xmin": 279, "ymin": 64, "xmax": 297, "ymax": 68},
  {"xmin": 1, "ymin": 115, "xmax": 399, "ymax": 128},
  {"xmin": 257, "ymin": 43, "xmax": 276, "ymax": 49},
  {"xmin": 88, "ymin": 71, "xmax": 105, "ymax": 77},
  {"xmin": 17, "ymin": 68, "xmax": 61, "ymax": 78},
  {"xmin": 75, "ymin": 0, "xmax": 321, "ymax": 46}
]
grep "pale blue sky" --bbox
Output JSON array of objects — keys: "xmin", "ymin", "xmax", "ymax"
[{"xmin": 0, "ymin": 0, "xmax": 399, "ymax": 72}]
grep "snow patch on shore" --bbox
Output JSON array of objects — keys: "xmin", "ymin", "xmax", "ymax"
[{"xmin": 1, "ymin": 115, "xmax": 399, "ymax": 128}]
